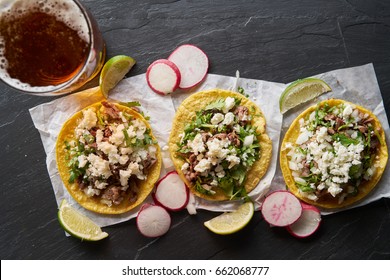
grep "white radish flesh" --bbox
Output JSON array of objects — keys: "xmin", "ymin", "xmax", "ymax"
[
  {"xmin": 146, "ymin": 59, "xmax": 181, "ymax": 95},
  {"xmin": 287, "ymin": 202, "xmax": 321, "ymax": 238},
  {"xmin": 136, "ymin": 204, "xmax": 171, "ymax": 238},
  {"xmin": 154, "ymin": 171, "xmax": 189, "ymax": 211},
  {"xmin": 261, "ymin": 190, "xmax": 302, "ymax": 227},
  {"xmin": 168, "ymin": 44, "xmax": 209, "ymax": 89}
]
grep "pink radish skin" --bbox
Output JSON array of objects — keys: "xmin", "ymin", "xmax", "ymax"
[
  {"xmin": 287, "ymin": 202, "xmax": 321, "ymax": 238},
  {"xmin": 261, "ymin": 190, "xmax": 302, "ymax": 227},
  {"xmin": 168, "ymin": 44, "xmax": 209, "ymax": 89},
  {"xmin": 153, "ymin": 171, "xmax": 189, "ymax": 211},
  {"xmin": 146, "ymin": 59, "xmax": 181, "ymax": 95},
  {"xmin": 136, "ymin": 204, "xmax": 171, "ymax": 238}
]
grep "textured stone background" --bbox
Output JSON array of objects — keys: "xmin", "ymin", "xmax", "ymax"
[{"xmin": 1, "ymin": 0, "xmax": 389, "ymax": 259}]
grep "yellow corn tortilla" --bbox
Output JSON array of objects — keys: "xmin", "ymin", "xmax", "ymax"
[
  {"xmin": 168, "ymin": 88, "xmax": 272, "ymax": 201},
  {"xmin": 56, "ymin": 102, "xmax": 162, "ymax": 214},
  {"xmin": 280, "ymin": 99, "xmax": 388, "ymax": 209}
]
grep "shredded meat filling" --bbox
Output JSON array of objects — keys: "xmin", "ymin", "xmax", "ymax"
[
  {"xmin": 102, "ymin": 101, "xmax": 121, "ymax": 120},
  {"xmin": 143, "ymin": 153, "xmax": 157, "ymax": 170},
  {"xmin": 227, "ymin": 131, "xmax": 240, "ymax": 147},
  {"xmin": 335, "ymin": 117, "xmax": 345, "ymax": 131},
  {"xmin": 234, "ymin": 106, "xmax": 249, "ymax": 125},
  {"xmin": 213, "ymin": 133, "xmax": 227, "ymax": 140},
  {"xmin": 102, "ymin": 186, "xmax": 124, "ymax": 205},
  {"xmin": 185, "ymin": 171, "xmax": 199, "ymax": 182}
]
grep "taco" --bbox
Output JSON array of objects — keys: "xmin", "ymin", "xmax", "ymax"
[
  {"xmin": 280, "ymin": 99, "xmax": 388, "ymax": 209},
  {"xmin": 56, "ymin": 101, "xmax": 162, "ymax": 214},
  {"xmin": 168, "ymin": 89, "xmax": 272, "ymax": 201}
]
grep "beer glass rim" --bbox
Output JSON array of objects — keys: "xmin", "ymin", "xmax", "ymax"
[{"xmin": 0, "ymin": 0, "xmax": 96, "ymax": 95}]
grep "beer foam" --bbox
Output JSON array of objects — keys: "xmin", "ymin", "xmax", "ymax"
[
  {"xmin": 0, "ymin": 70, "xmax": 58, "ymax": 93},
  {"xmin": 0, "ymin": 0, "xmax": 91, "ymax": 92},
  {"xmin": 0, "ymin": 0, "xmax": 90, "ymax": 43}
]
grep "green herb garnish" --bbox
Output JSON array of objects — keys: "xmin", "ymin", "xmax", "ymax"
[
  {"xmin": 120, "ymin": 101, "xmax": 141, "ymax": 108},
  {"xmin": 204, "ymin": 99, "xmax": 225, "ymax": 111},
  {"xmin": 332, "ymin": 133, "xmax": 359, "ymax": 146}
]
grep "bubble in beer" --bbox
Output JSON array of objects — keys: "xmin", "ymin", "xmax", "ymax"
[
  {"xmin": 0, "ymin": 0, "xmax": 89, "ymax": 43},
  {"xmin": 0, "ymin": 0, "xmax": 91, "ymax": 92}
]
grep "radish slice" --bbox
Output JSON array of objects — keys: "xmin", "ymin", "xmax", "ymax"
[
  {"xmin": 168, "ymin": 44, "xmax": 209, "ymax": 89},
  {"xmin": 261, "ymin": 190, "xmax": 302, "ymax": 227},
  {"xmin": 287, "ymin": 202, "xmax": 321, "ymax": 238},
  {"xmin": 136, "ymin": 204, "xmax": 171, "ymax": 238},
  {"xmin": 153, "ymin": 171, "xmax": 189, "ymax": 211},
  {"xmin": 146, "ymin": 59, "xmax": 181, "ymax": 95}
]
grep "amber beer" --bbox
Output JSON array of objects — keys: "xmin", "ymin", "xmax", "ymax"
[{"xmin": 0, "ymin": 0, "xmax": 105, "ymax": 95}]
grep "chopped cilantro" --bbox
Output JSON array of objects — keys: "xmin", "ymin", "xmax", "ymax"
[
  {"xmin": 218, "ymin": 177, "xmax": 234, "ymax": 197},
  {"xmin": 332, "ymin": 133, "xmax": 359, "ymax": 146},
  {"xmin": 195, "ymin": 180, "xmax": 213, "ymax": 195},
  {"xmin": 120, "ymin": 101, "xmax": 141, "ymax": 108},
  {"xmin": 374, "ymin": 128, "xmax": 384, "ymax": 146},
  {"xmin": 122, "ymin": 129, "xmax": 131, "ymax": 147},
  {"xmin": 204, "ymin": 99, "xmax": 225, "ymax": 110},
  {"xmin": 96, "ymin": 109, "xmax": 105, "ymax": 126},
  {"xmin": 295, "ymin": 181, "xmax": 313, "ymax": 192},
  {"xmin": 83, "ymin": 134, "xmax": 95, "ymax": 144},
  {"xmin": 238, "ymin": 86, "xmax": 249, "ymax": 97}
]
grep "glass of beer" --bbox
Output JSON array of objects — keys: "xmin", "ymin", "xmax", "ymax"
[{"xmin": 0, "ymin": 0, "xmax": 105, "ymax": 96}]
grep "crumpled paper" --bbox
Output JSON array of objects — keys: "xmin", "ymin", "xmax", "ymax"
[
  {"xmin": 29, "ymin": 73, "xmax": 284, "ymax": 226},
  {"xmin": 270, "ymin": 63, "xmax": 390, "ymax": 214},
  {"xmin": 29, "ymin": 63, "xmax": 390, "ymax": 227}
]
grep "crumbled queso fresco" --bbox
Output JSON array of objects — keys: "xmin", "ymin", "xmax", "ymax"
[
  {"xmin": 65, "ymin": 102, "xmax": 157, "ymax": 207},
  {"xmin": 284, "ymin": 102, "xmax": 382, "ymax": 204},
  {"xmin": 177, "ymin": 97, "xmax": 261, "ymax": 198}
]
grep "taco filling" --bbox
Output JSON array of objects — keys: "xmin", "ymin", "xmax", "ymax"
[
  {"xmin": 176, "ymin": 96, "xmax": 262, "ymax": 199},
  {"xmin": 63, "ymin": 101, "xmax": 158, "ymax": 208},
  {"xmin": 283, "ymin": 101, "xmax": 385, "ymax": 204}
]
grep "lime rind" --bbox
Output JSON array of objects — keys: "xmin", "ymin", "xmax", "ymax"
[
  {"xmin": 279, "ymin": 78, "xmax": 332, "ymax": 114},
  {"xmin": 204, "ymin": 201, "xmax": 254, "ymax": 235},
  {"xmin": 58, "ymin": 200, "xmax": 108, "ymax": 241},
  {"xmin": 99, "ymin": 55, "xmax": 136, "ymax": 98}
]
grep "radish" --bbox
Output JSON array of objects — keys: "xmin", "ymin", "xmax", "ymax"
[
  {"xmin": 168, "ymin": 44, "xmax": 209, "ymax": 89},
  {"xmin": 287, "ymin": 202, "xmax": 321, "ymax": 238},
  {"xmin": 153, "ymin": 171, "xmax": 189, "ymax": 211},
  {"xmin": 136, "ymin": 204, "xmax": 171, "ymax": 238},
  {"xmin": 261, "ymin": 190, "xmax": 302, "ymax": 227},
  {"xmin": 146, "ymin": 59, "xmax": 181, "ymax": 95}
]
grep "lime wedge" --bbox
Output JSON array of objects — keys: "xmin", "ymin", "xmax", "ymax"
[
  {"xmin": 279, "ymin": 78, "xmax": 332, "ymax": 114},
  {"xmin": 58, "ymin": 199, "xmax": 108, "ymax": 241},
  {"xmin": 204, "ymin": 201, "xmax": 254, "ymax": 235},
  {"xmin": 99, "ymin": 55, "xmax": 136, "ymax": 98}
]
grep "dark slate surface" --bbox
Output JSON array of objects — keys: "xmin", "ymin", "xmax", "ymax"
[{"xmin": 1, "ymin": 0, "xmax": 390, "ymax": 260}]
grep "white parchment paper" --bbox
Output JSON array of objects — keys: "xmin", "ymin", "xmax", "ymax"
[
  {"xmin": 29, "ymin": 63, "xmax": 390, "ymax": 227},
  {"xmin": 29, "ymin": 73, "xmax": 284, "ymax": 226},
  {"xmin": 271, "ymin": 63, "xmax": 390, "ymax": 214}
]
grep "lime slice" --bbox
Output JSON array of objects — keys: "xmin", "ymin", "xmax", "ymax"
[
  {"xmin": 58, "ymin": 199, "xmax": 108, "ymax": 241},
  {"xmin": 99, "ymin": 55, "xmax": 136, "ymax": 98},
  {"xmin": 279, "ymin": 78, "xmax": 332, "ymax": 114},
  {"xmin": 204, "ymin": 201, "xmax": 254, "ymax": 235}
]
